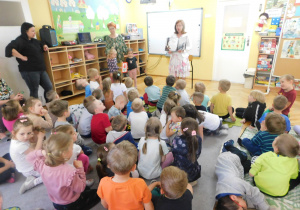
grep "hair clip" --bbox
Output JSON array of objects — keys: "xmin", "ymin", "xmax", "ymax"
[
  {"xmin": 183, "ymin": 128, "xmax": 188, "ymax": 132},
  {"xmin": 117, "ymin": 73, "xmax": 120, "ymax": 76},
  {"xmin": 191, "ymin": 131, "xmax": 196, "ymax": 136},
  {"xmin": 98, "ymin": 158, "xmax": 101, "ymax": 162},
  {"xmin": 174, "ymin": 92, "xmax": 178, "ymax": 95},
  {"xmin": 20, "ymin": 119, "xmax": 27, "ymax": 123},
  {"xmin": 47, "ymin": 152, "xmax": 51, "ymax": 156},
  {"xmin": 20, "ymin": 115, "xmax": 26, "ymax": 118},
  {"xmin": 22, "ymin": 104, "xmax": 25, "ymax": 107},
  {"xmin": 104, "ymin": 146, "xmax": 108, "ymax": 152}
]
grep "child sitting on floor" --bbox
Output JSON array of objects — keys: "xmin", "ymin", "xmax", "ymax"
[
  {"xmin": 238, "ymin": 112, "xmax": 286, "ymax": 156},
  {"xmin": 249, "ymin": 134, "xmax": 300, "ymax": 197},
  {"xmin": 277, "ymin": 74, "xmax": 296, "ymax": 116},
  {"xmin": 176, "ymin": 79, "xmax": 190, "ymax": 106},
  {"xmin": 194, "ymin": 82, "xmax": 209, "ymax": 108},
  {"xmin": 166, "ymin": 106, "xmax": 186, "ymax": 141},
  {"xmin": 102, "ymin": 77, "xmax": 114, "ymax": 111},
  {"xmin": 149, "ymin": 166, "xmax": 193, "ymax": 210},
  {"xmin": 192, "ymin": 92, "xmax": 207, "ymax": 112},
  {"xmin": 97, "ymin": 141, "xmax": 153, "ymax": 210},
  {"xmin": 88, "ymin": 68, "xmax": 102, "ymax": 92},
  {"xmin": 75, "ymin": 78, "xmax": 92, "ymax": 97},
  {"xmin": 209, "ymin": 79, "xmax": 236, "ymax": 122},
  {"xmin": 157, "ymin": 75, "xmax": 176, "ymax": 112},
  {"xmin": 144, "ymin": 76, "xmax": 161, "ymax": 106},
  {"xmin": 127, "ymin": 89, "xmax": 139, "ymax": 118},
  {"xmin": 1, "ymin": 99, "xmax": 23, "ymax": 132},
  {"xmin": 125, "ymin": 77, "xmax": 135, "ymax": 95},
  {"xmin": 107, "ymin": 95, "xmax": 127, "ymax": 120},
  {"xmin": 96, "ymin": 143, "xmax": 115, "ymax": 180},
  {"xmin": 160, "ymin": 99, "xmax": 177, "ymax": 143},
  {"xmin": 236, "ymin": 90, "xmax": 266, "ymax": 128},
  {"xmin": 46, "ymin": 90, "xmax": 60, "ymax": 126},
  {"xmin": 111, "ymin": 71, "xmax": 127, "ymax": 101},
  {"xmin": 106, "ymin": 115, "xmax": 137, "ymax": 147}
]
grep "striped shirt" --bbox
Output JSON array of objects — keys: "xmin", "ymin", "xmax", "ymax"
[
  {"xmin": 157, "ymin": 86, "xmax": 176, "ymax": 109},
  {"xmin": 252, "ymin": 131, "xmax": 279, "ymax": 153}
]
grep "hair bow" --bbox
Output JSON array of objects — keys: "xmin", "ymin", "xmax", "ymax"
[
  {"xmin": 98, "ymin": 158, "xmax": 101, "ymax": 162},
  {"xmin": 104, "ymin": 146, "xmax": 108, "ymax": 152},
  {"xmin": 191, "ymin": 131, "xmax": 196, "ymax": 136},
  {"xmin": 183, "ymin": 128, "xmax": 188, "ymax": 132}
]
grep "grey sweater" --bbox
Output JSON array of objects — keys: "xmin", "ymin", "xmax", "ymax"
[{"xmin": 215, "ymin": 152, "xmax": 270, "ymax": 210}]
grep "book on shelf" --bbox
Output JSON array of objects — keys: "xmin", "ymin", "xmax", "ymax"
[{"xmin": 259, "ymin": 38, "xmax": 276, "ymax": 54}]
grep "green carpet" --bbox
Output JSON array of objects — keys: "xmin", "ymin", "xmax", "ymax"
[{"xmin": 222, "ymin": 117, "xmax": 243, "ymax": 128}]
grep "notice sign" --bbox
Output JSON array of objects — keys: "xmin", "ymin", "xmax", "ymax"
[{"xmin": 221, "ymin": 33, "xmax": 245, "ymax": 51}]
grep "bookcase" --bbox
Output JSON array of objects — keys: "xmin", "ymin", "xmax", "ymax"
[{"xmin": 44, "ymin": 39, "xmax": 147, "ymax": 99}]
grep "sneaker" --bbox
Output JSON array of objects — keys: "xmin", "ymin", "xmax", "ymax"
[
  {"xmin": 19, "ymin": 176, "xmax": 35, "ymax": 194},
  {"xmin": 7, "ymin": 173, "xmax": 15, "ymax": 183},
  {"xmin": 219, "ymin": 129, "xmax": 228, "ymax": 136},
  {"xmin": 221, "ymin": 124, "xmax": 229, "ymax": 129},
  {"xmin": 224, "ymin": 140, "xmax": 234, "ymax": 148},
  {"xmin": 86, "ymin": 179, "xmax": 95, "ymax": 187},
  {"xmin": 0, "ymin": 136, "xmax": 11, "ymax": 142},
  {"xmin": 189, "ymin": 180, "xmax": 198, "ymax": 187},
  {"xmin": 237, "ymin": 138, "xmax": 244, "ymax": 148},
  {"xmin": 221, "ymin": 144, "xmax": 227, "ymax": 153}
]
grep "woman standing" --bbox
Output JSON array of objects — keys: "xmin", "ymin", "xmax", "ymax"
[
  {"xmin": 5, "ymin": 22, "xmax": 53, "ymax": 102},
  {"xmin": 168, "ymin": 20, "xmax": 191, "ymax": 80},
  {"xmin": 104, "ymin": 22, "xmax": 128, "ymax": 63}
]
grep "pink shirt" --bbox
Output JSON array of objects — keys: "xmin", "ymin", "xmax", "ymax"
[
  {"xmin": 27, "ymin": 150, "xmax": 86, "ymax": 205},
  {"xmin": 2, "ymin": 113, "xmax": 23, "ymax": 132}
]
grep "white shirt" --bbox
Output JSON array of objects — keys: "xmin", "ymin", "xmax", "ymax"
[
  {"xmin": 169, "ymin": 33, "xmax": 191, "ymax": 58},
  {"xmin": 78, "ymin": 108, "xmax": 93, "ymax": 136},
  {"xmin": 160, "ymin": 113, "xmax": 171, "ymax": 140},
  {"xmin": 10, "ymin": 140, "xmax": 33, "ymax": 173},
  {"xmin": 66, "ymin": 144, "xmax": 82, "ymax": 166},
  {"xmin": 177, "ymin": 89, "xmax": 190, "ymax": 106},
  {"xmin": 126, "ymin": 87, "xmax": 136, "ymax": 95},
  {"xmin": 111, "ymin": 83, "xmax": 127, "ymax": 101},
  {"xmin": 90, "ymin": 81, "xmax": 100, "ymax": 93},
  {"xmin": 137, "ymin": 137, "xmax": 169, "ymax": 179},
  {"xmin": 198, "ymin": 111, "xmax": 221, "ymax": 131},
  {"xmin": 128, "ymin": 111, "xmax": 148, "ymax": 139}
]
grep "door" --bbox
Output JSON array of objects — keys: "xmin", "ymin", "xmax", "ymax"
[{"xmin": 213, "ymin": 0, "xmax": 263, "ymax": 84}]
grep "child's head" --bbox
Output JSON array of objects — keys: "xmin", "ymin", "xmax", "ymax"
[
  {"xmin": 112, "ymin": 71, "xmax": 122, "ymax": 83},
  {"xmin": 46, "ymin": 90, "xmax": 59, "ymax": 102},
  {"xmin": 12, "ymin": 117, "xmax": 34, "ymax": 141},
  {"xmin": 273, "ymin": 134, "xmax": 299, "ymax": 158},
  {"xmin": 88, "ymin": 68, "xmax": 99, "ymax": 80},
  {"xmin": 183, "ymin": 104, "xmax": 205, "ymax": 124},
  {"xmin": 163, "ymin": 99, "xmax": 177, "ymax": 125},
  {"xmin": 160, "ymin": 166, "xmax": 188, "ymax": 199},
  {"xmin": 44, "ymin": 132, "xmax": 73, "ymax": 167},
  {"xmin": 127, "ymin": 48, "xmax": 134, "ymax": 57},
  {"xmin": 194, "ymin": 82, "xmax": 206, "ymax": 94},
  {"xmin": 265, "ymin": 113, "xmax": 286, "ymax": 134},
  {"xmin": 92, "ymin": 89, "xmax": 103, "ymax": 100},
  {"xmin": 273, "ymin": 95, "xmax": 288, "ymax": 111},
  {"xmin": 192, "ymin": 92, "xmax": 204, "ymax": 105},
  {"xmin": 280, "ymin": 74, "xmax": 294, "ymax": 90},
  {"xmin": 175, "ymin": 79, "xmax": 186, "ymax": 90},
  {"xmin": 127, "ymin": 89, "xmax": 139, "ymax": 102},
  {"xmin": 107, "ymin": 141, "xmax": 137, "ymax": 175},
  {"xmin": 131, "ymin": 98, "xmax": 143, "ymax": 113},
  {"xmin": 166, "ymin": 75, "xmax": 176, "ymax": 87},
  {"xmin": 23, "ymin": 97, "xmax": 42, "ymax": 115},
  {"xmin": 144, "ymin": 76, "xmax": 153, "ymax": 87},
  {"xmin": 218, "ymin": 79, "xmax": 231, "ymax": 92},
  {"xmin": 124, "ymin": 77, "xmax": 133, "ymax": 88},
  {"xmin": 109, "ymin": 47, "xmax": 117, "ymax": 58},
  {"xmin": 75, "ymin": 78, "xmax": 88, "ymax": 90},
  {"xmin": 49, "ymin": 100, "xmax": 69, "ymax": 118},
  {"xmin": 53, "ymin": 124, "xmax": 77, "ymax": 143},
  {"xmin": 143, "ymin": 117, "xmax": 164, "ymax": 156},
  {"xmin": 111, "ymin": 115, "xmax": 127, "ymax": 132},
  {"xmin": 96, "ymin": 143, "xmax": 115, "ymax": 180},
  {"xmin": 216, "ymin": 195, "xmax": 247, "ymax": 210},
  {"xmin": 83, "ymin": 96, "xmax": 105, "ymax": 114},
  {"xmin": 249, "ymin": 90, "xmax": 265, "ymax": 104},
  {"xmin": 102, "ymin": 77, "xmax": 112, "ymax": 94},
  {"xmin": 181, "ymin": 117, "xmax": 199, "ymax": 162},
  {"xmin": 168, "ymin": 91, "xmax": 181, "ymax": 105},
  {"xmin": 115, "ymin": 95, "xmax": 127, "ymax": 110},
  {"xmin": 170, "ymin": 106, "xmax": 186, "ymax": 123},
  {"xmin": 1, "ymin": 100, "xmax": 22, "ymax": 121}
]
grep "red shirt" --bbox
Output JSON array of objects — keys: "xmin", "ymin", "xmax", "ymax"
[
  {"xmin": 278, "ymin": 88, "xmax": 297, "ymax": 116},
  {"xmin": 91, "ymin": 113, "xmax": 111, "ymax": 144}
]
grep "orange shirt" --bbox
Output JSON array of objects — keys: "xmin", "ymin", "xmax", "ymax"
[
  {"xmin": 97, "ymin": 177, "xmax": 152, "ymax": 210},
  {"xmin": 104, "ymin": 91, "xmax": 114, "ymax": 110}
]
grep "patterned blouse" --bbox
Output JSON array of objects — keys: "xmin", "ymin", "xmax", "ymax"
[
  {"xmin": 0, "ymin": 79, "xmax": 13, "ymax": 101},
  {"xmin": 107, "ymin": 58, "xmax": 119, "ymax": 73},
  {"xmin": 104, "ymin": 34, "xmax": 128, "ymax": 63}
]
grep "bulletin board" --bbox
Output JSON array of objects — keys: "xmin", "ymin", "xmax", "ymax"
[
  {"xmin": 47, "ymin": 0, "xmax": 121, "ymax": 43},
  {"xmin": 274, "ymin": 0, "xmax": 300, "ymax": 78}
]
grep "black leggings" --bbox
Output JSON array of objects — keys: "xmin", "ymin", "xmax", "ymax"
[
  {"xmin": 0, "ymin": 153, "xmax": 15, "ymax": 183},
  {"xmin": 235, "ymin": 108, "xmax": 245, "ymax": 119},
  {"xmin": 225, "ymin": 145, "xmax": 251, "ymax": 173},
  {"xmin": 207, "ymin": 106, "xmax": 235, "ymax": 119}
]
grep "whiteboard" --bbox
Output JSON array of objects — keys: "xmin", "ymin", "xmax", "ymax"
[{"xmin": 147, "ymin": 8, "xmax": 203, "ymax": 57}]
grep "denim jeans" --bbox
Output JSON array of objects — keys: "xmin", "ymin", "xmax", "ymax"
[
  {"xmin": 241, "ymin": 138, "xmax": 262, "ymax": 156},
  {"xmin": 20, "ymin": 71, "xmax": 53, "ymax": 102}
]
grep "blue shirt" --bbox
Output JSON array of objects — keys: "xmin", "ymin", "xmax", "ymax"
[
  {"xmin": 127, "ymin": 101, "xmax": 133, "ymax": 118},
  {"xmin": 145, "ymin": 85, "xmax": 161, "ymax": 101},
  {"xmin": 85, "ymin": 85, "xmax": 92, "ymax": 98},
  {"xmin": 108, "ymin": 106, "xmax": 121, "ymax": 119},
  {"xmin": 201, "ymin": 95, "xmax": 210, "ymax": 108},
  {"xmin": 258, "ymin": 113, "xmax": 291, "ymax": 132},
  {"xmin": 252, "ymin": 131, "xmax": 279, "ymax": 153}
]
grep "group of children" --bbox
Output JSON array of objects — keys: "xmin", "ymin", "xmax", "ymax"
[{"xmin": 0, "ymin": 68, "xmax": 299, "ymax": 209}]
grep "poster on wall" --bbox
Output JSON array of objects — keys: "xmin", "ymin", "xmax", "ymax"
[
  {"xmin": 265, "ymin": 0, "xmax": 287, "ymax": 17},
  {"xmin": 280, "ymin": 40, "xmax": 300, "ymax": 59},
  {"xmin": 221, "ymin": 33, "xmax": 245, "ymax": 51},
  {"xmin": 49, "ymin": 0, "xmax": 121, "ymax": 43},
  {"xmin": 282, "ymin": 18, "xmax": 300, "ymax": 38}
]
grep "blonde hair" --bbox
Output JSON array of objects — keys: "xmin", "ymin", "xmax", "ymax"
[
  {"xmin": 88, "ymin": 68, "xmax": 99, "ymax": 79},
  {"xmin": 192, "ymin": 92, "xmax": 204, "ymax": 105},
  {"xmin": 273, "ymin": 95, "xmax": 288, "ymax": 111},
  {"xmin": 128, "ymin": 89, "xmax": 139, "ymax": 102},
  {"xmin": 102, "ymin": 77, "xmax": 112, "ymax": 95},
  {"xmin": 109, "ymin": 47, "xmax": 117, "ymax": 56},
  {"xmin": 265, "ymin": 113, "xmax": 286, "ymax": 134},
  {"xmin": 2, "ymin": 100, "xmax": 20, "ymax": 121},
  {"xmin": 194, "ymin": 82, "xmax": 206, "ymax": 93},
  {"xmin": 160, "ymin": 166, "xmax": 188, "ymax": 199},
  {"xmin": 176, "ymin": 79, "xmax": 186, "ymax": 90},
  {"xmin": 107, "ymin": 141, "xmax": 137, "ymax": 175},
  {"xmin": 46, "ymin": 90, "xmax": 58, "ymax": 102},
  {"xmin": 83, "ymin": 95, "xmax": 97, "ymax": 114},
  {"xmin": 115, "ymin": 95, "xmax": 126, "ymax": 106},
  {"xmin": 111, "ymin": 115, "xmax": 127, "ymax": 131},
  {"xmin": 219, "ymin": 79, "xmax": 231, "ymax": 92},
  {"xmin": 163, "ymin": 99, "xmax": 176, "ymax": 126},
  {"xmin": 131, "ymin": 98, "xmax": 143, "ymax": 113},
  {"xmin": 250, "ymin": 90, "xmax": 265, "ymax": 104},
  {"xmin": 280, "ymin": 74, "xmax": 294, "ymax": 83},
  {"xmin": 23, "ymin": 97, "xmax": 40, "ymax": 114},
  {"xmin": 48, "ymin": 100, "xmax": 69, "ymax": 117},
  {"xmin": 92, "ymin": 89, "xmax": 103, "ymax": 100},
  {"xmin": 142, "ymin": 117, "xmax": 163, "ymax": 157},
  {"xmin": 124, "ymin": 77, "xmax": 133, "ymax": 88},
  {"xmin": 44, "ymin": 132, "xmax": 73, "ymax": 167},
  {"xmin": 174, "ymin": 20, "xmax": 186, "ymax": 34},
  {"xmin": 12, "ymin": 117, "xmax": 33, "ymax": 139},
  {"xmin": 274, "ymin": 134, "xmax": 299, "ymax": 158},
  {"xmin": 53, "ymin": 124, "xmax": 73, "ymax": 135}
]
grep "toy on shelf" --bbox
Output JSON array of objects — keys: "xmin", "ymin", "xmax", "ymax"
[
  {"xmin": 84, "ymin": 50, "xmax": 95, "ymax": 60},
  {"xmin": 68, "ymin": 54, "xmax": 72, "ymax": 63},
  {"xmin": 256, "ymin": 13, "xmax": 269, "ymax": 32}
]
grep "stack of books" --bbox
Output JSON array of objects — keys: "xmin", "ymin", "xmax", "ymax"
[
  {"xmin": 259, "ymin": 38, "xmax": 277, "ymax": 54},
  {"xmin": 257, "ymin": 55, "xmax": 273, "ymax": 71}
]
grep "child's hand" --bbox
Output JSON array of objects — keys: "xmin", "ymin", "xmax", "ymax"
[
  {"xmin": 73, "ymin": 160, "xmax": 83, "ymax": 168},
  {"xmin": 37, "ymin": 131, "xmax": 45, "ymax": 141},
  {"xmin": 40, "ymin": 108, "xmax": 48, "ymax": 116},
  {"xmin": 230, "ymin": 116, "xmax": 236, "ymax": 122},
  {"xmin": 42, "ymin": 150, "xmax": 47, "ymax": 157},
  {"xmin": 14, "ymin": 94, "xmax": 23, "ymax": 101},
  {"xmin": 269, "ymin": 107, "xmax": 274, "ymax": 111},
  {"xmin": 167, "ymin": 120, "xmax": 172, "ymax": 126},
  {"xmin": 241, "ymin": 119, "xmax": 246, "ymax": 124},
  {"xmin": 261, "ymin": 120, "xmax": 267, "ymax": 131},
  {"xmin": 8, "ymin": 161, "xmax": 15, "ymax": 168}
]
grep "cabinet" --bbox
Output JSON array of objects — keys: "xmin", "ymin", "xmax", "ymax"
[{"xmin": 44, "ymin": 40, "xmax": 147, "ymax": 99}]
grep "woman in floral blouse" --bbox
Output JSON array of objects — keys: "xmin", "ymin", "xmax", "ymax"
[
  {"xmin": 104, "ymin": 22, "xmax": 128, "ymax": 63},
  {"xmin": 0, "ymin": 73, "xmax": 23, "ymax": 140}
]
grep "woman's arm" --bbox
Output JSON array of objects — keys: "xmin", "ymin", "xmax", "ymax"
[{"xmin": 12, "ymin": 49, "xmax": 28, "ymax": 61}]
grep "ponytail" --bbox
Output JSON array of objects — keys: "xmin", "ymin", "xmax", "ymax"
[
  {"xmin": 143, "ymin": 117, "xmax": 163, "ymax": 157},
  {"xmin": 96, "ymin": 143, "xmax": 113, "ymax": 181},
  {"xmin": 181, "ymin": 117, "xmax": 199, "ymax": 163}
]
